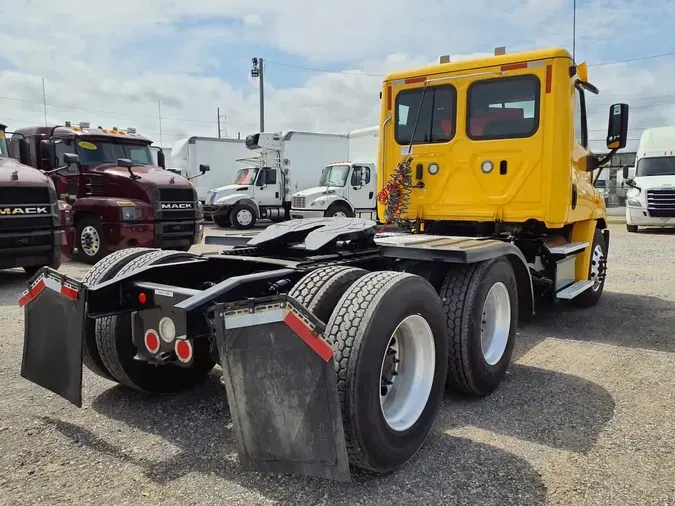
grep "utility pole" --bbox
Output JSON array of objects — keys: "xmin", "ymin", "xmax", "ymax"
[
  {"xmin": 41, "ymin": 77, "xmax": 48, "ymax": 126},
  {"xmin": 217, "ymin": 107, "xmax": 227, "ymax": 138},
  {"xmin": 251, "ymin": 57, "xmax": 264, "ymax": 131},
  {"xmin": 572, "ymin": 0, "xmax": 576, "ymax": 61},
  {"xmin": 158, "ymin": 100, "xmax": 163, "ymax": 147}
]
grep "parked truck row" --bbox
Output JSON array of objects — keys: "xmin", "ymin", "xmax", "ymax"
[
  {"xmin": 0, "ymin": 123, "xmax": 74, "ymax": 275},
  {"xmin": 5, "ymin": 122, "xmax": 205, "ymax": 264}
]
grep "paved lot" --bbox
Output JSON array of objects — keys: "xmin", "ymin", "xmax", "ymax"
[{"xmin": 0, "ymin": 223, "xmax": 674, "ymax": 506}]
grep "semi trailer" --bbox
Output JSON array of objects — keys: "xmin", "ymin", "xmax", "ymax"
[
  {"xmin": 19, "ymin": 47, "xmax": 627, "ymax": 483},
  {"xmin": 11, "ymin": 122, "xmax": 205, "ymax": 264},
  {"xmin": 0, "ymin": 123, "xmax": 74, "ymax": 274}
]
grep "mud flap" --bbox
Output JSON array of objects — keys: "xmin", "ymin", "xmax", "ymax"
[
  {"xmin": 18, "ymin": 268, "xmax": 86, "ymax": 407},
  {"xmin": 214, "ymin": 296, "xmax": 350, "ymax": 482}
]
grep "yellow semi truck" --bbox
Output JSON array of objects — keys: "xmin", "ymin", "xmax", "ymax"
[{"xmin": 19, "ymin": 47, "xmax": 628, "ymax": 482}]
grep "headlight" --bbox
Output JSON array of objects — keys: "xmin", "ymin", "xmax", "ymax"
[
  {"xmin": 118, "ymin": 202, "xmax": 142, "ymax": 220},
  {"xmin": 626, "ymin": 198, "xmax": 641, "ymax": 207},
  {"xmin": 311, "ymin": 199, "xmax": 326, "ymax": 208}
]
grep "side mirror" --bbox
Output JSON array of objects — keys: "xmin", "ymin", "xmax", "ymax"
[
  {"xmin": 63, "ymin": 153, "xmax": 79, "ymax": 167},
  {"xmin": 157, "ymin": 150, "xmax": 166, "ymax": 170},
  {"xmin": 117, "ymin": 158, "xmax": 134, "ymax": 168},
  {"xmin": 40, "ymin": 139, "xmax": 56, "ymax": 170},
  {"xmin": 18, "ymin": 138, "xmax": 31, "ymax": 165},
  {"xmin": 606, "ymin": 103, "xmax": 629, "ymax": 150},
  {"xmin": 622, "ymin": 166, "xmax": 629, "ymax": 179},
  {"xmin": 199, "ymin": 163, "xmax": 210, "ymax": 174},
  {"xmin": 257, "ymin": 170, "xmax": 266, "ymax": 187}
]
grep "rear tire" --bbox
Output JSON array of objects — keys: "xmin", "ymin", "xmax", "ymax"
[
  {"xmin": 213, "ymin": 214, "xmax": 231, "ymax": 228},
  {"xmin": 325, "ymin": 271, "xmax": 447, "ymax": 473},
  {"xmin": 626, "ymin": 224, "xmax": 638, "ymax": 233},
  {"xmin": 95, "ymin": 250, "xmax": 216, "ymax": 392},
  {"xmin": 572, "ymin": 228, "xmax": 607, "ymax": 308},
  {"xmin": 441, "ymin": 257, "xmax": 518, "ymax": 397},
  {"xmin": 288, "ymin": 266, "xmax": 368, "ymax": 323},
  {"xmin": 80, "ymin": 248, "xmax": 157, "ymax": 381}
]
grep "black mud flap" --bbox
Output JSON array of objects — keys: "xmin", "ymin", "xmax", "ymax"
[
  {"xmin": 18, "ymin": 268, "xmax": 86, "ymax": 407},
  {"xmin": 214, "ymin": 295, "xmax": 350, "ymax": 482}
]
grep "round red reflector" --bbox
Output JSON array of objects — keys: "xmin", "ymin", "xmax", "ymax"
[
  {"xmin": 144, "ymin": 330, "xmax": 160, "ymax": 354},
  {"xmin": 138, "ymin": 292, "xmax": 147, "ymax": 304},
  {"xmin": 175, "ymin": 339, "xmax": 192, "ymax": 363}
]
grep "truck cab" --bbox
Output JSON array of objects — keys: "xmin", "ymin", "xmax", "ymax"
[
  {"xmin": 204, "ymin": 133, "xmax": 289, "ymax": 229},
  {"xmin": 290, "ymin": 161, "xmax": 378, "ymax": 220},
  {"xmin": 0, "ymin": 123, "xmax": 74, "ymax": 274},
  {"xmin": 13, "ymin": 122, "xmax": 204, "ymax": 264},
  {"xmin": 624, "ymin": 127, "xmax": 675, "ymax": 232}
]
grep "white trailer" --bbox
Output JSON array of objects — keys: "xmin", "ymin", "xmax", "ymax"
[
  {"xmin": 290, "ymin": 126, "xmax": 380, "ymax": 221},
  {"xmin": 168, "ymin": 136, "xmax": 251, "ymax": 202},
  {"xmin": 204, "ymin": 131, "xmax": 349, "ymax": 228}
]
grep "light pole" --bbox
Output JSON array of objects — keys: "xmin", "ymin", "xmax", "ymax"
[
  {"xmin": 217, "ymin": 107, "xmax": 227, "ymax": 138},
  {"xmin": 572, "ymin": 0, "xmax": 577, "ymax": 61},
  {"xmin": 251, "ymin": 57, "xmax": 265, "ymax": 132}
]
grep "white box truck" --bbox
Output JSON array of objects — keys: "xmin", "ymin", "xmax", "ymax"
[
  {"xmin": 204, "ymin": 131, "xmax": 349, "ymax": 229},
  {"xmin": 290, "ymin": 126, "xmax": 380, "ymax": 220},
  {"xmin": 625, "ymin": 126, "xmax": 675, "ymax": 232},
  {"xmin": 168, "ymin": 136, "xmax": 252, "ymax": 202}
]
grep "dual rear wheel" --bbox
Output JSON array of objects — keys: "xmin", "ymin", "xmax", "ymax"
[{"xmin": 287, "ymin": 258, "xmax": 518, "ymax": 473}]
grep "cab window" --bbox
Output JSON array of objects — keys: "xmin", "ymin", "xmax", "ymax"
[
  {"xmin": 395, "ymin": 85, "xmax": 456, "ymax": 145},
  {"xmin": 351, "ymin": 165, "xmax": 371, "ymax": 186},
  {"xmin": 574, "ymin": 85, "xmax": 588, "ymax": 148},
  {"xmin": 54, "ymin": 139, "xmax": 78, "ymax": 173},
  {"xmin": 467, "ymin": 75, "xmax": 540, "ymax": 140}
]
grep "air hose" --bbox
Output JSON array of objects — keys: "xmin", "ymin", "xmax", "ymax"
[{"xmin": 376, "ymin": 156, "xmax": 414, "ymax": 227}]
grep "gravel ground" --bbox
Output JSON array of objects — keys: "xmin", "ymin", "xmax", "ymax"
[{"xmin": 1, "ymin": 223, "xmax": 674, "ymax": 506}]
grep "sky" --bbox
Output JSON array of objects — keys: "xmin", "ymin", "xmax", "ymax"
[{"xmin": 1, "ymin": 0, "xmax": 674, "ymax": 154}]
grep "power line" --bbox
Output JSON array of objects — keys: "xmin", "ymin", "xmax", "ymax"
[{"xmin": 266, "ymin": 50, "xmax": 675, "ymax": 77}]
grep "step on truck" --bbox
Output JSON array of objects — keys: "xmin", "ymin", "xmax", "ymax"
[
  {"xmin": 0, "ymin": 123, "xmax": 74, "ymax": 274},
  {"xmin": 12, "ymin": 123, "xmax": 205, "ymax": 264},
  {"xmin": 290, "ymin": 126, "xmax": 380, "ymax": 221},
  {"xmin": 19, "ymin": 47, "xmax": 628, "ymax": 482}
]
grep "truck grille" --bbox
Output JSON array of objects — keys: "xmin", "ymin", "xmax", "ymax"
[
  {"xmin": 157, "ymin": 187, "xmax": 197, "ymax": 220},
  {"xmin": 647, "ymin": 189, "xmax": 675, "ymax": 218},
  {"xmin": 0, "ymin": 186, "xmax": 54, "ymax": 232},
  {"xmin": 292, "ymin": 196, "xmax": 306, "ymax": 208}
]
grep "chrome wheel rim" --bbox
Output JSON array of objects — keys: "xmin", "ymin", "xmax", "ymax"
[
  {"xmin": 379, "ymin": 314, "xmax": 436, "ymax": 432},
  {"xmin": 590, "ymin": 244, "xmax": 605, "ymax": 291},
  {"xmin": 333, "ymin": 211, "xmax": 347, "ymax": 217},
  {"xmin": 480, "ymin": 282, "xmax": 511, "ymax": 366},
  {"xmin": 236, "ymin": 209, "xmax": 253, "ymax": 226},
  {"xmin": 80, "ymin": 226, "xmax": 100, "ymax": 257}
]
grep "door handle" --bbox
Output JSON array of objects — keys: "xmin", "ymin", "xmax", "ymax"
[
  {"xmin": 369, "ymin": 191, "xmax": 374, "ymax": 199},
  {"xmin": 275, "ymin": 192, "xmax": 279, "ymax": 198}
]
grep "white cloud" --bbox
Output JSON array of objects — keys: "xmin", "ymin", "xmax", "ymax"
[{"xmin": 0, "ymin": 0, "xmax": 673, "ymax": 157}]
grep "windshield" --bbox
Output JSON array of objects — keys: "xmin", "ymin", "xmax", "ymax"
[
  {"xmin": 75, "ymin": 139, "xmax": 153, "ymax": 165},
  {"xmin": 0, "ymin": 131, "xmax": 8, "ymax": 158},
  {"xmin": 234, "ymin": 167, "xmax": 258, "ymax": 185},
  {"xmin": 319, "ymin": 164, "xmax": 351, "ymax": 187},
  {"xmin": 636, "ymin": 156, "xmax": 675, "ymax": 177}
]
